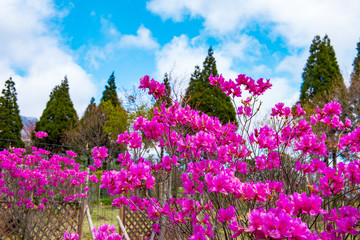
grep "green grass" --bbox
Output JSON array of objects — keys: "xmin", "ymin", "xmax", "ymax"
[{"xmin": 82, "ymin": 204, "xmax": 120, "ymax": 239}]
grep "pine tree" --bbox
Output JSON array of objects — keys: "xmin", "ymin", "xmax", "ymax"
[
  {"xmin": 299, "ymin": 35, "xmax": 348, "ymax": 109},
  {"xmin": 35, "ymin": 76, "xmax": 78, "ymax": 145},
  {"xmin": 349, "ymin": 41, "xmax": 360, "ymax": 126},
  {"xmin": 184, "ymin": 47, "xmax": 237, "ymax": 125},
  {"xmin": 0, "ymin": 77, "xmax": 24, "ymax": 148},
  {"xmin": 101, "ymin": 71, "xmax": 120, "ymax": 107}
]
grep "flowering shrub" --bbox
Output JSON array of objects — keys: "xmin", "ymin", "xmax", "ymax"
[
  {"xmin": 0, "ymin": 134, "xmax": 98, "ymax": 238},
  {"xmin": 93, "ymin": 223, "xmax": 123, "ymax": 240},
  {"xmin": 91, "ymin": 74, "xmax": 360, "ymax": 240},
  {"xmin": 63, "ymin": 230, "xmax": 80, "ymax": 240},
  {"xmin": 63, "ymin": 224, "xmax": 124, "ymax": 240},
  {"xmin": 34, "ymin": 130, "xmax": 48, "ymax": 139},
  {"xmin": 2, "ymin": 74, "xmax": 360, "ymax": 239}
]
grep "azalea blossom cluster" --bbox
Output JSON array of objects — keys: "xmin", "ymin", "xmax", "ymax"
[
  {"xmin": 0, "ymin": 133, "xmax": 98, "ymax": 238},
  {"xmin": 63, "ymin": 224, "xmax": 124, "ymax": 240},
  {"xmin": 34, "ymin": 130, "xmax": 48, "ymax": 139},
  {"xmin": 139, "ymin": 75, "xmax": 166, "ymax": 99},
  {"xmin": 92, "ymin": 74, "xmax": 360, "ymax": 239},
  {"xmin": 63, "ymin": 230, "xmax": 80, "ymax": 240},
  {"xmin": 209, "ymin": 74, "xmax": 272, "ymax": 97},
  {"xmin": 0, "ymin": 147, "xmax": 96, "ymax": 206},
  {"xmin": 92, "ymin": 223, "xmax": 123, "ymax": 240}
]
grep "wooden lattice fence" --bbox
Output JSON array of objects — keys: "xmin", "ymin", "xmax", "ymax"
[
  {"xmin": 122, "ymin": 206, "xmax": 153, "ymax": 239},
  {"xmin": 122, "ymin": 206, "xmax": 184, "ymax": 240},
  {"xmin": 0, "ymin": 200, "xmax": 86, "ymax": 240}
]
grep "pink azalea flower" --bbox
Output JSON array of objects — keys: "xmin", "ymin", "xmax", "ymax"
[
  {"xmin": 34, "ymin": 131, "xmax": 48, "ymax": 139},
  {"xmin": 335, "ymin": 217, "xmax": 359, "ymax": 235},
  {"xmin": 216, "ymin": 206, "xmax": 236, "ymax": 223},
  {"xmin": 229, "ymin": 220, "xmax": 245, "ymax": 239},
  {"xmin": 66, "ymin": 150, "xmax": 77, "ymax": 157},
  {"xmin": 63, "ymin": 231, "xmax": 79, "ymax": 240}
]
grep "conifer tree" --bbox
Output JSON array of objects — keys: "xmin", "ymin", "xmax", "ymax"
[
  {"xmin": 101, "ymin": 71, "xmax": 120, "ymax": 107},
  {"xmin": 299, "ymin": 35, "xmax": 348, "ymax": 109},
  {"xmin": 349, "ymin": 41, "xmax": 360, "ymax": 126},
  {"xmin": 35, "ymin": 76, "xmax": 78, "ymax": 145},
  {"xmin": 0, "ymin": 77, "xmax": 24, "ymax": 148},
  {"xmin": 100, "ymin": 71, "xmax": 128, "ymax": 142},
  {"xmin": 89, "ymin": 97, "xmax": 96, "ymax": 109},
  {"xmin": 184, "ymin": 47, "xmax": 237, "ymax": 125},
  {"xmin": 299, "ymin": 35, "xmax": 348, "ymax": 167}
]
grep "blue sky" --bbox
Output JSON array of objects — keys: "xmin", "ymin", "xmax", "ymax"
[{"xmin": 1, "ymin": 0, "xmax": 360, "ymax": 118}]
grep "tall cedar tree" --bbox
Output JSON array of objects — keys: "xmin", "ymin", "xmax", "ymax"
[
  {"xmin": 299, "ymin": 35, "xmax": 348, "ymax": 167},
  {"xmin": 185, "ymin": 47, "xmax": 237, "ymax": 125},
  {"xmin": 0, "ymin": 77, "xmax": 24, "ymax": 148},
  {"xmin": 101, "ymin": 71, "xmax": 120, "ymax": 107},
  {"xmin": 35, "ymin": 76, "xmax": 78, "ymax": 145},
  {"xmin": 100, "ymin": 71, "xmax": 128, "ymax": 142},
  {"xmin": 300, "ymin": 35, "xmax": 348, "ymax": 110},
  {"xmin": 349, "ymin": 41, "xmax": 360, "ymax": 126}
]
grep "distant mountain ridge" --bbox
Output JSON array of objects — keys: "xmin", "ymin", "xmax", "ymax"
[
  {"xmin": 21, "ymin": 116, "xmax": 38, "ymax": 126},
  {"xmin": 20, "ymin": 116, "xmax": 38, "ymax": 137}
]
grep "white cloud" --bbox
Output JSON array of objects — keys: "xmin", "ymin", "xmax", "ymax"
[
  {"xmin": 147, "ymin": 0, "xmax": 360, "ymax": 45},
  {"xmin": 147, "ymin": 0, "xmax": 252, "ymax": 33},
  {"xmin": 0, "ymin": 0, "xmax": 96, "ymax": 118},
  {"xmin": 100, "ymin": 17, "xmax": 121, "ymax": 37},
  {"xmin": 154, "ymin": 31, "xmax": 272, "ymax": 95},
  {"xmin": 276, "ymin": 52, "xmax": 307, "ymax": 76},
  {"xmin": 154, "ymin": 33, "xmax": 270, "ymax": 102},
  {"xmin": 155, "ymin": 34, "xmax": 207, "ymax": 80},
  {"xmin": 218, "ymin": 34, "xmax": 262, "ymax": 61},
  {"xmin": 155, "ymin": 32, "xmax": 264, "ymax": 77},
  {"xmin": 153, "ymin": 29, "xmax": 304, "ymax": 123},
  {"xmin": 147, "ymin": 0, "xmax": 360, "ymax": 83},
  {"xmin": 118, "ymin": 25, "xmax": 160, "ymax": 49},
  {"xmin": 260, "ymin": 77, "xmax": 299, "ymax": 112},
  {"xmin": 86, "ymin": 22, "xmax": 159, "ymax": 68}
]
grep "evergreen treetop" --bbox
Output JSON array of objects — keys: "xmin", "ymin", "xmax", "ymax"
[
  {"xmin": 101, "ymin": 71, "xmax": 120, "ymax": 107},
  {"xmin": 35, "ymin": 76, "xmax": 78, "ymax": 145},
  {"xmin": 299, "ymin": 35, "xmax": 349, "ymax": 167},
  {"xmin": 352, "ymin": 41, "xmax": 360, "ymax": 76},
  {"xmin": 82, "ymin": 97, "xmax": 96, "ymax": 118},
  {"xmin": 184, "ymin": 47, "xmax": 237, "ymax": 125},
  {"xmin": 349, "ymin": 41, "xmax": 360, "ymax": 125},
  {"xmin": 90, "ymin": 97, "xmax": 96, "ymax": 106},
  {"xmin": 299, "ymin": 35, "xmax": 348, "ymax": 107},
  {"xmin": 0, "ymin": 77, "xmax": 24, "ymax": 148}
]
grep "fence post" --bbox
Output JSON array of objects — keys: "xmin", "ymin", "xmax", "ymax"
[
  {"xmin": 116, "ymin": 215, "xmax": 130, "ymax": 240},
  {"xmin": 86, "ymin": 205, "xmax": 96, "ymax": 239},
  {"xmin": 78, "ymin": 168, "xmax": 89, "ymax": 239},
  {"xmin": 78, "ymin": 200, "xmax": 85, "ymax": 239},
  {"xmin": 119, "ymin": 203, "xmax": 124, "ymax": 234}
]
